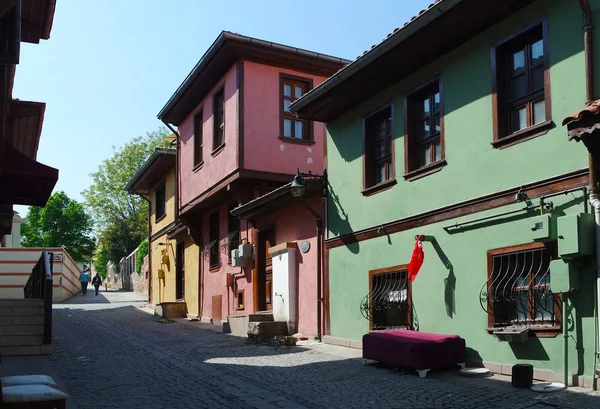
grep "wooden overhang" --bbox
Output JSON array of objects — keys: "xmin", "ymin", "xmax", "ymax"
[
  {"xmin": 230, "ymin": 179, "xmax": 322, "ymax": 220},
  {"xmin": 21, "ymin": 0, "xmax": 57, "ymax": 44},
  {"xmin": 290, "ymin": 0, "xmax": 537, "ymax": 122},
  {"xmin": 563, "ymin": 99, "xmax": 600, "ymax": 155},
  {"xmin": 8, "ymin": 99, "xmax": 45, "ymax": 159},
  {"xmin": 157, "ymin": 31, "xmax": 351, "ymax": 126},
  {"xmin": 124, "ymin": 148, "xmax": 176, "ymax": 196}
]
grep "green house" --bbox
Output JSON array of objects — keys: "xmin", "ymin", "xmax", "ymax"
[{"xmin": 292, "ymin": 0, "xmax": 600, "ymax": 386}]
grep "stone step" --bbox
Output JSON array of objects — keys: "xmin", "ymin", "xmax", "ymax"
[
  {"xmin": 247, "ymin": 321, "xmax": 288, "ymax": 338},
  {"xmin": 0, "ymin": 344, "xmax": 52, "ymax": 356},
  {"xmin": 0, "ymin": 315, "xmax": 44, "ymax": 325},
  {"xmin": 0, "ymin": 306, "xmax": 44, "ymax": 316},
  {"xmin": 0, "ymin": 299, "xmax": 44, "ymax": 307},
  {"xmin": 0, "ymin": 324, "xmax": 43, "ymax": 334},
  {"xmin": 248, "ymin": 313, "xmax": 274, "ymax": 323},
  {"xmin": 0, "ymin": 333, "xmax": 44, "ymax": 346}
]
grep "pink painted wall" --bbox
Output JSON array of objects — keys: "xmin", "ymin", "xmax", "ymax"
[
  {"xmin": 253, "ymin": 196, "xmax": 323, "ymax": 337},
  {"xmin": 178, "ymin": 64, "xmax": 239, "ymax": 207},
  {"xmin": 199, "ymin": 201, "xmax": 254, "ymax": 321},
  {"xmin": 243, "ymin": 61, "xmax": 327, "ymax": 176}
]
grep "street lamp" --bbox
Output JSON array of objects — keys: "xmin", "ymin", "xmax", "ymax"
[{"xmin": 290, "ymin": 169, "xmax": 327, "ymax": 341}]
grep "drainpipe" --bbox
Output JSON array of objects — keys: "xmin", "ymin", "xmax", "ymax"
[{"xmin": 579, "ymin": 0, "xmax": 600, "ymax": 389}]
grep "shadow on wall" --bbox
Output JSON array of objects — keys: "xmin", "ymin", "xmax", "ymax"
[
  {"xmin": 327, "ymin": 181, "xmax": 359, "ymax": 254},
  {"xmin": 428, "ymin": 238, "xmax": 456, "ymax": 319}
]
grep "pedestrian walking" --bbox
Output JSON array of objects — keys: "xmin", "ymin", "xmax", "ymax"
[
  {"xmin": 92, "ymin": 272, "xmax": 102, "ymax": 296},
  {"xmin": 79, "ymin": 267, "xmax": 90, "ymax": 295}
]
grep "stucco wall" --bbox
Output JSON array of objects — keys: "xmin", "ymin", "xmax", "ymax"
[
  {"xmin": 178, "ymin": 64, "xmax": 239, "ymax": 207},
  {"xmin": 253, "ymin": 197, "xmax": 322, "ymax": 336},
  {"xmin": 324, "ymin": 0, "xmax": 599, "ymax": 377},
  {"xmin": 151, "ymin": 170, "xmax": 176, "ymax": 233},
  {"xmin": 184, "ymin": 236, "xmax": 200, "ymax": 317},
  {"xmin": 243, "ymin": 61, "xmax": 327, "ymax": 176},
  {"xmin": 326, "ymin": 0, "xmax": 589, "ymax": 238},
  {"xmin": 150, "ymin": 233, "xmax": 178, "ymax": 305}
]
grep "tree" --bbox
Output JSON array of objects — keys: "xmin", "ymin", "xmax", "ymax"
[
  {"xmin": 21, "ymin": 191, "xmax": 95, "ymax": 262},
  {"xmin": 82, "ymin": 127, "xmax": 171, "ymax": 261}
]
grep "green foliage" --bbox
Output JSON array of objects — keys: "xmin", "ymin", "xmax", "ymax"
[
  {"xmin": 82, "ymin": 127, "xmax": 171, "ymax": 262},
  {"xmin": 136, "ymin": 239, "xmax": 148, "ymax": 275},
  {"xmin": 93, "ymin": 240, "xmax": 109, "ymax": 279},
  {"xmin": 21, "ymin": 191, "xmax": 95, "ymax": 262}
]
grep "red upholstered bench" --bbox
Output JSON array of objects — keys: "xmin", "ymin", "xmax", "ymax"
[{"xmin": 362, "ymin": 330, "xmax": 466, "ymax": 378}]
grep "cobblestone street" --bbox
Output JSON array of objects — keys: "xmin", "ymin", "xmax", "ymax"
[{"xmin": 47, "ymin": 290, "xmax": 600, "ymax": 409}]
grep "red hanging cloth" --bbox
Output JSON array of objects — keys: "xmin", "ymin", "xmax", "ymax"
[{"xmin": 408, "ymin": 235, "xmax": 424, "ymax": 282}]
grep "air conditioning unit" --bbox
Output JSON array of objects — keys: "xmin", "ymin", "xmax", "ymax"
[{"xmin": 238, "ymin": 243, "xmax": 254, "ymax": 259}]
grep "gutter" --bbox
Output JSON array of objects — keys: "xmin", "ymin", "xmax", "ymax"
[
  {"xmin": 577, "ymin": 0, "xmax": 599, "ymax": 390},
  {"xmin": 290, "ymin": 0, "xmax": 462, "ymax": 115}
]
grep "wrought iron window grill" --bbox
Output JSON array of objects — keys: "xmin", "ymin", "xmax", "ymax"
[
  {"xmin": 479, "ymin": 246, "xmax": 559, "ymax": 328},
  {"xmin": 360, "ymin": 270, "xmax": 413, "ymax": 331},
  {"xmin": 222, "ymin": 230, "xmax": 240, "ymax": 256}
]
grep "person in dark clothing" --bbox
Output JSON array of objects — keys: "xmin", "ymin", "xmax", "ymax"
[
  {"xmin": 92, "ymin": 273, "xmax": 102, "ymax": 296},
  {"xmin": 79, "ymin": 267, "xmax": 90, "ymax": 295}
]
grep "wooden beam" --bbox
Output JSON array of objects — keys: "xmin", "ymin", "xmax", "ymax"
[{"xmin": 0, "ymin": 1, "xmax": 16, "ymax": 20}]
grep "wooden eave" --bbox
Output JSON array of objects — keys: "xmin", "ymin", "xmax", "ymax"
[
  {"xmin": 158, "ymin": 31, "xmax": 350, "ymax": 126},
  {"xmin": 8, "ymin": 99, "xmax": 45, "ymax": 159},
  {"xmin": 125, "ymin": 149, "xmax": 175, "ymax": 196},
  {"xmin": 21, "ymin": 0, "xmax": 57, "ymax": 44},
  {"xmin": 292, "ymin": 0, "xmax": 536, "ymax": 122}
]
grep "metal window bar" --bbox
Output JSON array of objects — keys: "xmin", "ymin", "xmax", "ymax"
[
  {"xmin": 360, "ymin": 270, "xmax": 412, "ymax": 331},
  {"xmin": 479, "ymin": 247, "xmax": 557, "ymax": 327},
  {"xmin": 23, "ymin": 251, "xmax": 53, "ymax": 344}
]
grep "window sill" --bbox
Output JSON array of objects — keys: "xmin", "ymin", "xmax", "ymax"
[
  {"xmin": 211, "ymin": 144, "xmax": 225, "ymax": 157},
  {"xmin": 155, "ymin": 214, "xmax": 167, "ymax": 223},
  {"xmin": 278, "ymin": 136, "xmax": 315, "ymax": 146},
  {"xmin": 492, "ymin": 120, "xmax": 553, "ymax": 149},
  {"xmin": 209, "ymin": 265, "xmax": 221, "ymax": 273},
  {"xmin": 403, "ymin": 160, "xmax": 447, "ymax": 182},
  {"xmin": 193, "ymin": 162, "xmax": 204, "ymax": 172},
  {"xmin": 361, "ymin": 178, "xmax": 397, "ymax": 197},
  {"xmin": 486, "ymin": 326, "xmax": 560, "ymax": 338}
]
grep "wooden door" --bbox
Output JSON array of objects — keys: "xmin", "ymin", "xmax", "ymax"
[
  {"xmin": 257, "ymin": 229, "xmax": 275, "ymax": 311},
  {"xmin": 176, "ymin": 242, "xmax": 185, "ymax": 300},
  {"xmin": 212, "ymin": 295, "xmax": 222, "ymax": 324}
]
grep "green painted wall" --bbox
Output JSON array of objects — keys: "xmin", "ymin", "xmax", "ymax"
[
  {"xmin": 326, "ymin": 0, "xmax": 600, "ymax": 376},
  {"xmin": 327, "ymin": 0, "xmax": 591, "ymax": 238}
]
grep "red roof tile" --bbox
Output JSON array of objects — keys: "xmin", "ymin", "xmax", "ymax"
[{"xmin": 562, "ymin": 100, "xmax": 600, "ymax": 126}]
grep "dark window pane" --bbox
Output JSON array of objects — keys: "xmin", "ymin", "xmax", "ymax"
[
  {"xmin": 434, "ymin": 142, "xmax": 441, "ymax": 162},
  {"xmin": 422, "ymin": 146, "xmax": 431, "ymax": 166},
  {"xmin": 510, "ymin": 107, "xmax": 527, "ymax": 132},
  {"xmin": 531, "ymin": 39, "xmax": 544, "ymax": 65},
  {"xmin": 422, "ymin": 97, "xmax": 430, "ymax": 115},
  {"xmin": 433, "ymin": 114, "xmax": 440, "ymax": 134},
  {"xmin": 294, "ymin": 86, "xmax": 303, "ymax": 98},
  {"xmin": 375, "ymin": 140, "xmax": 386, "ymax": 159},
  {"xmin": 434, "ymin": 93, "xmax": 440, "ymax": 112},
  {"xmin": 419, "ymin": 120, "xmax": 430, "ymax": 140},
  {"xmin": 284, "ymin": 84, "xmax": 292, "ymax": 96},
  {"xmin": 512, "ymin": 49, "xmax": 525, "ymax": 73},
  {"xmin": 284, "ymin": 119, "xmax": 292, "ymax": 137},
  {"xmin": 284, "ymin": 99, "xmax": 291, "ymax": 112},
  {"xmin": 531, "ymin": 66, "xmax": 544, "ymax": 91},
  {"xmin": 510, "ymin": 74, "xmax": 527, "ymax": 100},
  {"xmin": 375, "ymin": 164, "xmax": 386, "ymax": 184}
]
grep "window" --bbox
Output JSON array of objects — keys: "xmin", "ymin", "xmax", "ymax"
[
  {"xmin": 208, "ymin": 211, "xmax": 220, "ymax": 269},
  {"xmin": 237, "ymin": 289, "xmax": 245, "ymax": 311},
  {"xmin": 363, "ymin": 106, "xmax": 394, "ymax": 192},
  {"xmin": 281, "ymin": 76, "xmax": 311, "ymax": 140},
  {"xmin": 155, "ymin": 183, "xmax": 166, "ymax": 220},
  {"xmin": 213, "ymin": 88, "xmax": 225, "ymax": 150},
  {"xmin": 404, "ymin": 78, "xmax": 444, "ymax": 179},
  {"xmin": 360, "ymin": 266, "xmax": 412, "ymax": 331},
  {"xmin": 227, "ymin": 202, "xmax": 240, "ymax": 264},
  {"xmin": 193, "ymin": 109, "xmax": 203, "ymax": 167},
  {"xmin": 481, "ymin": 242, "xmax": 560, "ymax": 332},
  {"xmin": 492, "ymin": 19, "xmax": 550, "ymax": 147}
]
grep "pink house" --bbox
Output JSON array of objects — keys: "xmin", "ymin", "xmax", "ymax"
[{"xmin": 157, "ymin": 31, "xmax": 348, "ymax": 335}]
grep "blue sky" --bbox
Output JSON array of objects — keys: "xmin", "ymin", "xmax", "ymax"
[{"xmin": 14, "ymin": 0, "xmax": 432, "ymax": 216}]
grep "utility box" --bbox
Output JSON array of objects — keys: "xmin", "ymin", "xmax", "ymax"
[
  {"xmin": 557, "ymin": 213, "xmax": 595, "ymax": 258},
  {"xmin": 231, "ymin": 249, "xmax": 247, "ymax": 268},
  {"xmin": 530, "ymin": 214, "xmax": 554, "ymax": 241},
  {"xmin": 238, "ymin": 243, "xmax": 254, "ymax": 259},
  {"xmin": 550, "ymin": 259, "xmax": 579, "ymax": 293}
]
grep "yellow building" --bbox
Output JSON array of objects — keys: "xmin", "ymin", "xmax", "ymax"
[{"xmin": 125, "ymin": 147, "xmax": 196, "ymax": 317}]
